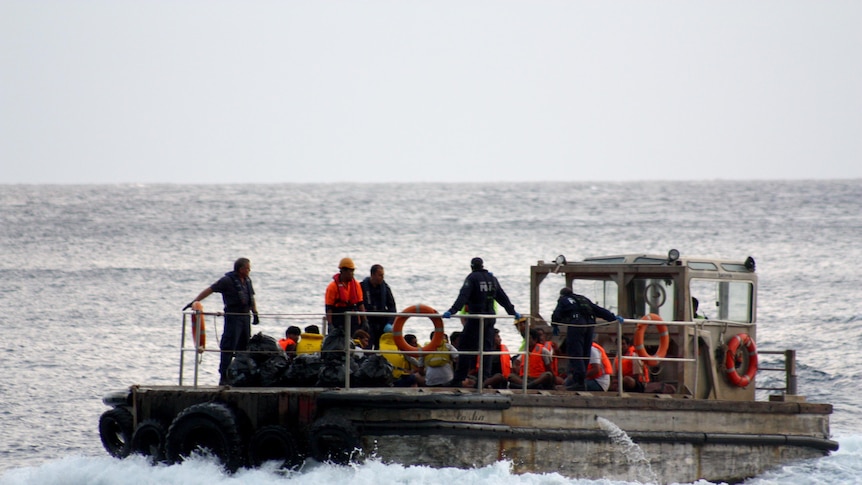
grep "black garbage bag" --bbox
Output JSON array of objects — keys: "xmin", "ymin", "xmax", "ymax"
[
  {"xmin": 259, "ymin": 353, "xmax": 290, "ymax": 387},
  {"xmin": 283, "ymin": 354, "xmax": 323, "ymax": 387},
  {"xmin": 248, "ymin": 332, "xmax": 281, "ymax": 365},
  {"xmin": 320, "ymin": 327, "xmax": 355, "ymax": 362},
  {"xmin": 316, "ymin": 356, "xmax": 358, "ymax": 387},
  {"xmin": 227, "ymin": 353, "xmax": 259, "ymax": 387},
  {"xmin": 353, "ymin": 354, "xmax": 395, "ymax": 387}
]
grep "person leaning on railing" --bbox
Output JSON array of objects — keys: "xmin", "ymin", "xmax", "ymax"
[{"xmin": 183, "ymin": 257, "xmax": 259, "ymax": 385}]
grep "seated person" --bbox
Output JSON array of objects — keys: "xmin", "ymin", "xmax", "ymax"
[
  {"xmin": 380, "ymin": 324, "xmax": 425, "ymax": 387},
  {"xmin": 420, "ymin": 331, "xmax": 456, "ymax": 387},
  {"xmin": 278, "ymin": 325, "xmax": 302, "ymax": 353},
  {"xmin": 351, "ymin": 329, "xmax": 371, "ymax": 358},
  {"xmin": 536, "ymin": 327, "xmax": 563, "ymax": 385},
  {"xmin": 585, "ymin": 340, "xmax": 613, "ymax": 392},
  {"xmin": 464, "ymin": 328, "xmax": 511, "ymax": 389},
  {"xmin": 612, "ymin": 335, "xmax": 650, "ymax": 392},
  {"xmin": 507, "ymin": 329, "xmax": 555, "ymax": 390}
]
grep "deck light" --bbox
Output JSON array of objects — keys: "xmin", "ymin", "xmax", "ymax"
[
  {"xmin": 555, "ymin": 255, "xmax": 567, "ymax": 265},
  {"xmin": 667, "ymin": 249, "xmax": 680, "ymax": 263},
  {"xmin": 745, "ymin": 256, "xmax": 756, "ymax": 271}
]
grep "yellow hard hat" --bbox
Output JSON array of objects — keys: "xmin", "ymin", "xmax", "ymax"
[{"xmin": 338, "ymin": 257, "xmax": 356, "ymax": 269}]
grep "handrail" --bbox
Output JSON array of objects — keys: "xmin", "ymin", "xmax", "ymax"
[{"xmin": 179, "ymin": 311, "xmax": 794, "ymax": 398}]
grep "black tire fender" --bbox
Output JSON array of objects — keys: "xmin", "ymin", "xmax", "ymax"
[
  {"xmin": 165, "ymin": 402, "xmax": 244, "ymax": 472},
  {"xmin": 247, "ymin": 425, "xmax": 303, "ymax": 469},
  {"xmin": 308, "ymin": 416, "xmax": 360, "ymax": 465},
  {"xmin": 131, "ymin": 419, "xmax": 167, "ymax": 463},
  {"xmin": 99, "ymin": 407, "xmax": 134, "ymax": 459}
]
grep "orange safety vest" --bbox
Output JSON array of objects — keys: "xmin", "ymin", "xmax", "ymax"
[
  {"xmin": 325, "ymin": 275, "xmax": 364, "ymax": 307},
  {"xmin": 519, "ymin": 343, "xmax": 550, "ymax": 378},
  {"xmin": 542, "ymin": 341, "xmax": 560, "ymax": 376},
  {"xmin": 278, "ymin": 337, "xmax": 296, "ymax": 351},
  {"xmin": 613, "ymin": 345, "xmax": 650, "ymax": 383},
  {"xmin": 473, "ymin": 344, "xmax": 512, "ymax": 378},
  {"xmin": 590, "ymin": 342, "xmax": 613, "ymax": 377}
]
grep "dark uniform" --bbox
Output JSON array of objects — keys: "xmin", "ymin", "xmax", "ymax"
[
  {"xmin": 361, "ymin": 276, "xmax": 397, "ymax": 350},
  {"xmin": 211, "ymin": 271, "xmax": 256, "ymax": 379},
  {"xmin": 552, "ymin": 288, "xmax": 617, "ymax": 389},
  {"xmin": 446, "ymin": 258, "xmax": 518, "ymax": 385}
]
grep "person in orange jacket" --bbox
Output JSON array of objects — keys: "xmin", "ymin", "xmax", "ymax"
[{"xmin": 585, "ymin": 340, "xmax": 613, "ymax": 391}]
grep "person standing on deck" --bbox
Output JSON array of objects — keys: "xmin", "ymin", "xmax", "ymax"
[
  {"xmin": 325, "ymin": 257, "xmax": 368, "ymax": 334},
  {"xmin": 551, "ymin": 287, "xmax": 623, "ymax": 391},
  {"xmin": 360, "ymin": 264, "xmax": 397, "ymax": 349},
  {"xmin": 184, "ymin": 257, "xmax": 259, "ymax": 385},
  {"xmin": 442, "ymin": 257, "xmax": 521, "ymax": 387}
]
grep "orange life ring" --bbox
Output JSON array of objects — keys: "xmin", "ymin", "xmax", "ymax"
[
  {"xmin": 190, "ymin": 301, "xmax": 206, "ymax": 353},
  {"xmin": 633, "ymin": 313, "xmax": 669, "ymax": 367},
  {"xmin": 724, "ymin": 333, "xmax": 758, "ymax": 387},
  {"xmin": 392, "ymin": 304, "xmax": 445, "ymax": 352}
]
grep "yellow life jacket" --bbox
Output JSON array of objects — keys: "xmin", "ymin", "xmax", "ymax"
[
  {"xmin": 380, "ymin": 333, "xmax": 411, "ymax": 378},
  {"xmin": 425, "ymin": 341, "xmax": 452, "ymax": 367},
  {"xmin": 296, "ymin": 333, "xmax": 323, "ymax": 355}
]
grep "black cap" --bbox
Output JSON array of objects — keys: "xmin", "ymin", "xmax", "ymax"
[
  {"xmin": 560, "ymin": 287, "xmax": 573, "ymax": 296},
  {"xmin": 470, "ymin": 257, "xmax": 484, "ymax": 269}
]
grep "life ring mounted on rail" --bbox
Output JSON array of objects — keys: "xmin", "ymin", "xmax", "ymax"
[
  {"xmin": 190, "ymin": 301, "xmax": 206, "ymax": 353},
  {"xmin": 392, "ymin": 304, "xmax": 445, "ymax": 352},
  {"xmin": 724, "ymin": 333, "xmax": 758, "ymax": 387},
  {"xmin": 633, "ymin": 313, "xmax": 670, "ymax": 367}
]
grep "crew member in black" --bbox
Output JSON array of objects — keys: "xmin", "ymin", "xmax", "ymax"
[
  {"xmin": 360, "ymin": 264, "xmax": 397, "ymax": 349},
  {"xmin": 551, "ymin": 287, "xmax": 622, "ymax": 391},
  {"xmin": 442, "ymin": 257, "xmax": 520, "ymax": 387},
  {"xmin": 185, "ymin": 257, "xmax": 259, "ymax": 384}
]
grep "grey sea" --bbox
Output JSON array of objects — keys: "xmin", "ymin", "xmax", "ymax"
[{"xmin": 1, "ymin": 180, "xmax": 860, "ymax": 484}]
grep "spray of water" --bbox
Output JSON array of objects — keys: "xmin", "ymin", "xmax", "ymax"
[{"xmin": 595, "ymin": 416, "xmax": 659, "ymax": 485}]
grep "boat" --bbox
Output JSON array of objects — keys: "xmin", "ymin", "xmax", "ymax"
[{"xmin": 98, "ymin": 250, "xmax": 837, "ymax": 484}]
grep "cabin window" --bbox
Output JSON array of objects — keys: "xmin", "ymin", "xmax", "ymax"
[
  {"xmin": 570, "ymin": 279, "xmax": 619, "ymax": 315},
  {"xmin": 627, "ymin": 277, "xmax": 675, "ymax": 321},
  {"xmin": 690, "ymin": 279, "xmax": 754, "ymax": 322}
]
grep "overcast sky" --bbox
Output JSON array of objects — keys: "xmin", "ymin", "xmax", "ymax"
[{"xmin": 2, "ymin": 1, "xmax": 860, "ymax": 184}]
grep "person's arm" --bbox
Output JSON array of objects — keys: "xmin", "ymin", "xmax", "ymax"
[
  {"xmin": 447, "ymin": 278, "xmax": 472, "ymax": 315},
  {"xmin": 591, "ymin": 303, "xmax": 616, "ymax": 322},
  {"xmin": 183, "ymin": 287, "xmax": 214, "ymax": 309}
]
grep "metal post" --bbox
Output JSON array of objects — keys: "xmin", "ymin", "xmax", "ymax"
[
  {"xmin": 179, "ymin": 313, "xmax": 187, "ymax": 386},
  {"xmin": 785, "ymin": 349, "xmax": 797, "ymax": 395},
  {"xmin": 477, "ymin": 315, "xmax": 485, "ymax": 392},
  {"xmin": 616, "ymin": 319, "xmax": 623, "ymax": 396},
  {"xmin": 344, "ymin": 312, "xmax": 352, "ymax": 390},
  {"xmin": 522, "ymin": 317, "xmax": 530, "ymax": 393}
]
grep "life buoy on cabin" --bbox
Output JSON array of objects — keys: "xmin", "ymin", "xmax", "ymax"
[
  {"xmin": 725, "ymin": 333, "xmax": 758, "ymax": 387},
  {"xmin": 190, "ymin": 301, "xmax": 206, "ymax": 352},
  {"xmin": 392, "ymin": 304, "xmax": 445, "ymax": 352},
  {"xmin": 633, "ymin": 313, "xmax": 669, "ymax": 367}
]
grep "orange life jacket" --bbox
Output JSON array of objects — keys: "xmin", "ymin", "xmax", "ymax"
[
  {"xmin": 519, "ymin": 343, "xmax": 550, "ymax": 378},
  {"xmin": 473, "ymin": 343, "xmax": 512, "ymax": 378},
  {"xmin": 613, "ymin": 345, "xmax": 650, "ymax": 383},
  {"xmin": 278, "ymin": 337, "xmax": 296, "ymax": 351},
  {"xmin": 590, "ymin": 342, "xmax": 613, "ymax": 377},
  {"xmin": 325, "ymin": 274, "xmax": 363, "ymax": 307}
]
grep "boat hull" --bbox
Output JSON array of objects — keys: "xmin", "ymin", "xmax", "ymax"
[{"xmin": 114, "ymin": 385, "xmax": 835, "ymax": 484}]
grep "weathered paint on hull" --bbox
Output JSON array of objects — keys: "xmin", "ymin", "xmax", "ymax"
[{"xmin": 124, "ymin": 386, "xmax": 834, "ymax": 484}]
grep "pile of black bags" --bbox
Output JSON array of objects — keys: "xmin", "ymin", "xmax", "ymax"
[{"xmin": 226, "ymin": 331, "xmax": 393, "ymax": 388}]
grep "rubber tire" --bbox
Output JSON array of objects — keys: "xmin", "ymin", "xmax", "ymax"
[
  {"xmin": 165, "ymin": 402, "xmax": 244, "ymax": 472},
  {"xmin": 247, "ymin": 425, "xmax": 303, "ymax": 469},
  {"xmin": 99, "ymin": 407, "xmax": 134, "ymax": 458},
  {"xmin": 308, "ymin": 416, "xmax": 360, "ymax": 465},
  {"xmin": 131, "ymin": 419, "xmax": 167, "ymax": 463}
]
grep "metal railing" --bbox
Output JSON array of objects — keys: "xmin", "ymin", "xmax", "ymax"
[{"xmin": 180, "ymin": 310, "xmax": 793, "ymax": 398}]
